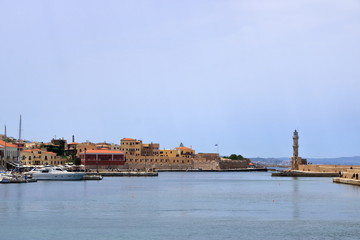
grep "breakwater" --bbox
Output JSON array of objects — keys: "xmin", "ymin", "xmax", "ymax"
[
  {"xmin": 91, "ymin": 171, "xmax": 158, "ymax": 177},
  {"xmin": 158, "ymin": 168, "xmax": 267, "ymax": 172},
  {"xmin": 272, "ymin": 170, "xmax": 338, "ymax": 177},
  {"xmin": 333, "ymin": 177, "xmax": 360, "ymax": 186}
]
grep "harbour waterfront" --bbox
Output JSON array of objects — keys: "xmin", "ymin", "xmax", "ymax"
[{"xmin": 1, "ymin": 172, "xmax": 360, "ymax": 240}]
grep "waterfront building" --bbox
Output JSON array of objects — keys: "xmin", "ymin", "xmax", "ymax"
[
  {"xmin": 122, "ymin": 138, "xmax": 255, "ymax": 171},
  {"xmin": 75, "ymin": 142, "xmax": 97, "ymax": 157},
  {"xmin": 120, "ymin": 138, "xmax": 142, "ymax": 156},
  {"xmin": 0, "ymin": 140, "xmax": 18, "ymax": 168},
  {"xmin": 142, "ymin": 143, "xmax": 160, "ymax": 156},
  {"xmin": 67, "ymin": 142, "xmax": 78, "ymax": 151},
  {"xmin": 176, "ymin": 144, "xmax": 195, "ymax": 158},
  {"xmin": 125, "ymin": 155, "xmax": 193, "ymax": 170},
  {"xmin": 65, "ymin": 141, "xmax": 78, "ymax": 161},
  {"xmin": 110, "ymin": 143, "xmax": 121, "ymax": 151},
  {"xmin": 24, "ymin": 141, "xmax": 42, "ymax": 149},
  {"xmin": 95, "ymin": 142, "xmax": 111, "ymax": 150},
  {"xmin": 21, "ymin": 149, "xmax": 66, "ymax": 166},
  {"xmin": 159, "ymin": 149, "xmax": 177, "ymax": 157},
  {"xmin": 79, "ymin": 149, "xmax": 126, "ymax": 170}
]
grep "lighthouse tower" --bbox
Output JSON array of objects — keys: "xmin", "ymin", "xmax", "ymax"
[{"xmin": 291, "ymin": 130, "xmax": 306, "ymax": 170}]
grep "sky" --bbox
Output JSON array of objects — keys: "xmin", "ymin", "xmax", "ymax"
[{"xmin": 0, "ymin": 0, "xmax": 360, "ymax": 158}]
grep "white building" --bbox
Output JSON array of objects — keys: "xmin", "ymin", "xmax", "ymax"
[{"xmin": 0, "ymin": 140, "xmax": 19, "ymax": 168}]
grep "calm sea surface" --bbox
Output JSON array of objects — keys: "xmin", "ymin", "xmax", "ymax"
[{"xmin": 1, "ymin": 172, "xmax": 360, "ymax": 240}]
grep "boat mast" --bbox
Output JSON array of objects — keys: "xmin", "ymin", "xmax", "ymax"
[
  {"xmin": 17, "ymin": 115, "xmax": 22, "ymax": 168},
  {"xmin": 3, "ymin": 125, "xmax": 6, "ymax": 168}
]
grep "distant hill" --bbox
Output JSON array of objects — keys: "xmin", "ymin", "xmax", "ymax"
[
  {"xmin": 250, "ymin": 156, "xmax": 360, "ymax": 167},
  {"xmin": 249, "ymin": 157, "xmax": 290, "ymax": 167},
  {"xmin": 307, "ymin": 156, "xmax": 360, "ymax": 165}
]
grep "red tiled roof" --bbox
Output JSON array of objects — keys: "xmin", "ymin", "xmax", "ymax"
[
  {"xmin": 0, "ymin": 140, "xmax": 18, "ymax": 148},
  {"xmin": 176, "ymin": 147, "xmax": 192, "ymax": 150},
  {"xmin": 80, "ymin": 150, "xmax": 125, "ymax": 154},
  {"xmin": 22, "ymin": 150, "xmax": 33, "ymax": 153},
  {"xmin": 43, "ymin": 152, "xmax": 56, "ymax": 155},
  {"xmin": 21, "ymin": 149, "xmax": 56, "ymax": 155},
  {"xmin": 122, "ymin": 138, "xmax": 136, "ymax": 141},
  {"xmin": 68, "ymin": 142, "xmax": 78, "ymax": 145}
]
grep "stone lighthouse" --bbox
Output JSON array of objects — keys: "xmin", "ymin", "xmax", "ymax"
[{"xmin": 291, "ymin": 130, "xmax": 307, "ymax": 170}]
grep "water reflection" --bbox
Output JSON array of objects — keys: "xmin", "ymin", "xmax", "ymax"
[{"xmin": 292, "ymin": 178, "xmax": 299, "ymax": 219}]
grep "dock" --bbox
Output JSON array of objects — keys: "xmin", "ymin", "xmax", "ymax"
[
  {"xmin": 0, "ymin": 176, "xmax": 37, "ymax": 184},
  {"xmin": 272, "ymin": 170, "xmax": 338, "ymax": 177},
  {"xmin": 158, "ymin": 168, "xmax": 268, "ymax": 172},
  {"xmin": 333, "ymin": 177, "xmax": 360, "ymax": 186},
  {"xmin": 87, "ymin": 171, "xmax": 158, "ymax": 177},
  {"xmin": 83, "ymin": 174, "xmax": 103, "ymax": 180}
]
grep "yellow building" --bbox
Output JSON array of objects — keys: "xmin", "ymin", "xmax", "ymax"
[
  {"xmin": 142, "ymin": 143, "xmax": 160, "ymax": 156},
  {"xmin": 120, "ymin": 138, "xmax": 142, "ymax": 156},
  {"xmin": 21, "ymin": 149, "xmax": 66, "ymax": 166},
  {"xmin": 75, "ymin": 142, "xmax": 97, "ymax": 157},
  {"xmin": 159, "ymin": 149, "xmax": 177, "ymax": 157},
  {"xmin": 176, "ymin": 146, "xmax": 195, "ymax": 158}
]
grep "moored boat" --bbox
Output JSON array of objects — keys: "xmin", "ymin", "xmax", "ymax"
[{"xmin": 29, "ymin": 166, "xmax": 85, "ymax": 180}]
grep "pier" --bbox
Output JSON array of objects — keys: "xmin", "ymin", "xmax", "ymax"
[
  {"xmin": 87, "ymin": 171, "xmax": 158, "ymax": 177},
  {"xmin": 158, "ymin": 168, "xmax": 267, "ymax": 172},
  {"xmin": 333, "ymin": 177, "xmax": 360, "ymax": 186},
  {"xmin": 272, "ymin": 170, "xmax": 338, "ymax": 177}
]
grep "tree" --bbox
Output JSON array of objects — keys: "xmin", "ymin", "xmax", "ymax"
[{"xmin": 224, "ymin": 154, "xmax": 248, "ymax": 160}]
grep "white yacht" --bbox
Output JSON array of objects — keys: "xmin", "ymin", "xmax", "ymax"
[{"xmin": 29, "ymin": 167, "xmax": 85, "ymax": 181}]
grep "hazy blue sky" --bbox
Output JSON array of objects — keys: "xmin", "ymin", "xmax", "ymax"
[{"xmin": 1, "ymin": 0, "xmax": 360, "ymax": 158}]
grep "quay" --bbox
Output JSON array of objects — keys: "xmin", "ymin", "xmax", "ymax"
[
  {"xmin": 333, "ymin": 177, "xmax": 360, "ymax": 186},
  {"xmin": 158, "ymin": 168, "xmax": 267, "ymax": 172},
  {"xmin": 86, "ymin": 171, "xmax": 158, "ymax": 177},
  {"xmin": 0, "ymin": 176, "xmax": 37, "ymax": 184},
  {"xmin": 83, "ymin": 174, "xmax": 103, "ymax": 180},
  {"xmin": 332, "ymin": 169, "xmax": 360, "ymax": 186},
  {"xmin": 272, "ymin": 170, "xmax": 338, "ymax": 177}
]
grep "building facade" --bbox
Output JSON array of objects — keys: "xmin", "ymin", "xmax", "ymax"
[
  {"xmin": 0, "ymin": 140, "xmax": 18, "ymax": 168},
  {"xmin": 120, "ymin": 138, "xmax": 143, "ymax": 156},
  {"xmin": 21, "ymin": 149, "xmax": 66, "ymax": 166},
  {"xmin": 79, "ymin": 150, "xmax": 126, "ymax": 170}
]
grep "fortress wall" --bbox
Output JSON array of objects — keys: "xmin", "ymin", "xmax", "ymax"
[
  {"xmin": 219, "ymin": 160, "xmax": 250, "ymax": 169},
  {"xmin": 299, "ymin": 164, "xmax": 360, "ymax": 173},
  {"xmin": 193, "ymin": 159, "xmax": 219, "ymax": 170}
]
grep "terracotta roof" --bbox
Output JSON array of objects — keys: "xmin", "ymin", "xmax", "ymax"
[
  {"xmin": 68, "ymin": 142, "xmax": 78, "ymax": 145},
  {"xmin": 22, "ymin": 150, "xmax": 33, "ymax": 153},
  {"xmin": 44, "ymin": 152, "xmax": 56, "ymax": 155},
  {"xmin": 0, "ymin": 140, "xmax": 18, "ymax": 148},
  {"xmin": 79, "ymin": 150, "xmax": 125, "ymax": 154},
  {"xmin": 176, "ymin": 146, "xmax": 192, "ymax": 150},
  {"xmin": 122, "ymin": 138, "xmax": 136, "ymax": 141},
  {"xmin": 21, "ymin": 149, "xmax": 56, "ymax": 155}
]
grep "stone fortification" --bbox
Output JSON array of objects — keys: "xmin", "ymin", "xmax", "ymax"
[
  {"xmin": 125, "ymin": 155, "xmax": 220, "ymax": 170},
  {"xmin": 219, "ymin": 159, "xmax": 250, "ymax": 169},
  {"xmin": 298, "ymin": 164, "xmax": 360, "ymax": 173}
]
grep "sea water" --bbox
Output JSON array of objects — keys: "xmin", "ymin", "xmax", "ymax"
[{"xmin": 1, "ymin": 172, "xmax": 360, "ymax": 240}]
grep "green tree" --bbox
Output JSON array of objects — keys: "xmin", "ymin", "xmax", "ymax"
[{"xmin": 224, "ymin": 154, "xmax": 247, "ymax": 160}]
